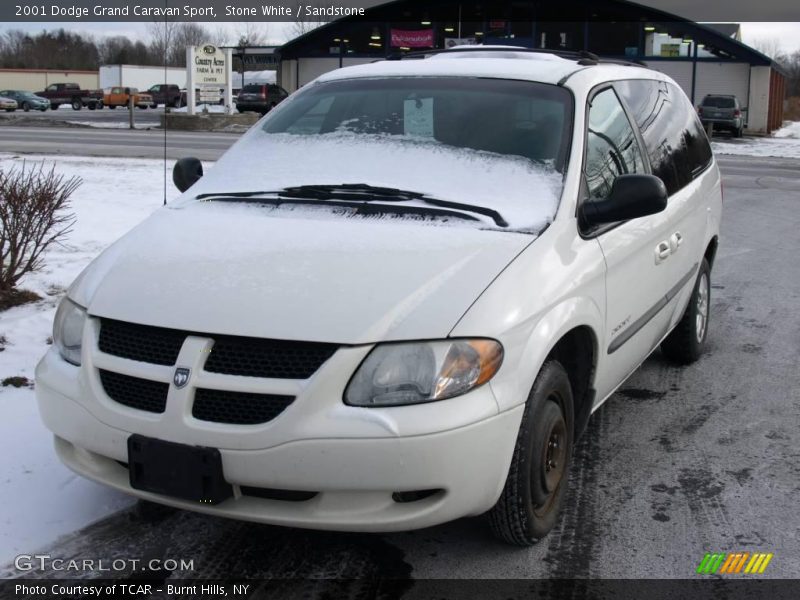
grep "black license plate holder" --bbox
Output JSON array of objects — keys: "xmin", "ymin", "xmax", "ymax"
[{"xmin": 128, "ymin": 435, "xmax": 232, "ymax": 504}]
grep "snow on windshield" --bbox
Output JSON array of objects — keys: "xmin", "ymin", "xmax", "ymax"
[{"xmin": 188, "ymin": 130, "xmax": 565, "ymax": 232}]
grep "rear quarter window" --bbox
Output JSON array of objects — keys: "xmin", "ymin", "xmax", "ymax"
[{"xmin": 616, "ymin": 79, "xmax": 712, "ymax": 195}]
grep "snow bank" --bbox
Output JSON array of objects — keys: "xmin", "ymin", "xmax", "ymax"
[
  {"xmin": 242, "ymin": 70, "xmax": 277, "ymax": 86},
  {"xmin": 711, "ymin": 135, "xmax": 800, "ymax": 159},
  {"xmin": 0, "ymin": 154, "xmax": 186, "ymax": 563},
  {"xmin": 173, "ymin": 103, "xmax": 228, "ymax": 114},
  {"xmin": 773, "ymin": 120, "xmax": 800, "ymax": 139}
]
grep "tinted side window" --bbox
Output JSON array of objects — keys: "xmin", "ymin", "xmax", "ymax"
[
  {"xmin": 584, "ymin": 88, "xmax": 645, "ymax": 201},
  {"xmin": 616, "ymin": 80, "xmax": 712, "ymax": 195}
]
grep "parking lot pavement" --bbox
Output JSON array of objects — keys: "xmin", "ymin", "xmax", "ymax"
[{"xmin": 2, "ymin": 155, "xmax": 798, "ymax": 584}]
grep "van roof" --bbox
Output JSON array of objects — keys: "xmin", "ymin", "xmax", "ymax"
[{"xmin": 316, "ymin": 46, "xmax": 656, "ymax": 88}]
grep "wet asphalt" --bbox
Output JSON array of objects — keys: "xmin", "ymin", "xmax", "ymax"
[{"xmin": 2, "ymin": 154, "xmax": 798, "ymax": 587}]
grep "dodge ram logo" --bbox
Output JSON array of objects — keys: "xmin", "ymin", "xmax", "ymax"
[{"xmin": 173, "ymin": 367, "xmax": 191, "ymax": 388}]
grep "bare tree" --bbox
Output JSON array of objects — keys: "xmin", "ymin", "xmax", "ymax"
[
  {"xmin": 290, "ymin": 2, "xmax": 334, "ymax": 39},
  {"xmin": 0, "ymin": 163, "xmax": 79, "ymax": 300},
  {"xmin": 146, "ymin": 19, "xmax": 180, "ymax": 66},
  {"xmin": 234, "ymin": 22, "xmax": 269, "ymax": 47},
  {"xmin": 750, "ymin": 37, "xmax": 783, "ymax": 59}
]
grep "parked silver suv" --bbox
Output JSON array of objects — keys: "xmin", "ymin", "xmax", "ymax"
[{"xmin": 698, "ymin": 94, "xmax": 744, "ymax": 137}]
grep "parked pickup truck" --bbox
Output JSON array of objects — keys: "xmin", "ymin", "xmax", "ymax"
[
  {"xmin": 103, "ymin": 87, "xmax": 154, "ymax": 109},
  {"xmin": 146, "ymin": 84, "xmax": 183, "ymax": 108},
  {"xmin": 36, "ymin": 83, "xmax": 103, "ymax": 110}
]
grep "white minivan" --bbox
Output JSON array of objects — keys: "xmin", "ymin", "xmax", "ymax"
[{"xmin": 37, "ymin": 47, "xmax": 721, "ymax": 545}]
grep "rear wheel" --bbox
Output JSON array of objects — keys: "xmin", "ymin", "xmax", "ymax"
[
  {"xmin": 488, "ymin": 360, "xmax": 574, "ymax": 545},
  {"xmin": 660, "ymin": 258, "xmax": 711, "ymax": 364},
  {"xmin": 21, "ymin": 101, "xmax": 30, "ymax": 112},
  {"xmin": 50, "ymin": 103, "xmax": 59, "ymax": 110},
  {"xmin": 109, "ymin": 105, "xmax": 116, "ymax": 110}
]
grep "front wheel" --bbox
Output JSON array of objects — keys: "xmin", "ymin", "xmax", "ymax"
[
  {"xmin": 21, "ymin": 102, "xmax": 30, "ymax": 112},
  {"xmin": 488, "ymin": 360, "xmax": 574, "ymax": 545},
  {"xmin": 660, "ymin": 258, "xmax": 711, "ymax": 364},
  {"xmin": 71, "ymin": 99, "xmax": 81, "ymax": 110}
]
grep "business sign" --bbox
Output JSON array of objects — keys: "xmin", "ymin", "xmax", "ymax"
[
  {"xmin": 390, "ymin": 29, "xmax": 434, "ymax": 48},
  {"xmin": 445, "ymin": 37, "xmax": 477, "ymax": 48},
  {"xmin": 193, "ymin": 43, "xmax": 227, "ymax": 87}
]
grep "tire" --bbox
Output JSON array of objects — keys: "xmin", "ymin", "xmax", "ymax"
[
  {"xmin": 71, "ymin": 99, "xmax": 81, "ymax": 111},
  {"xmin": 488, "ymin": 360, "xmax": 574, "ymax": 546},
  {"xmin": 87, "ymin": 103, "xmax": 95, "ymax": 110},
  {"xmin": 39, "ymin": 107, "xmax": 47, "ymax": 112},
  {"xmin": 109, "ymin": 105, "xmax": 116, "ymax": 110},
  {"xmin": 172, "ymin": 98, "xmax": 181, "ymax": 108},
  {"xmin": 660, "ymin": 258, "xmax": 711, "ymax": 364},
  {"xmin": 22, "ymin": 102, "xmax": 30, "ymax": 112},
  {"xmin": 151, "ymin": 103, "xmax": 158, "ymax": 109},
  {"xmin": 137, "ymin": 105, "xmax": 147, "ymax": 109},
  {"xmin": 5, "ymin": 109, "xmax": 14, "ymax": 113},
  {"xmin": 50, "ymin": 104, "xmax": 59, "ymax": 110},
  {"xmin": 735, "ymin": 127, "xmax": 743, "ymax": 138}
]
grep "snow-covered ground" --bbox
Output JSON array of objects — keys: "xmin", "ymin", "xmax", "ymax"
[
  {"xmin": 65, "ymin": 121, "xmax": 152, "ymax": 129},
  {"xmin": 0, "ymin": 154, "xmax": 186, "ymax": 564},
  {"xmin": 711, "ymin": 120, "xmax": 800, "ymax": 159}
]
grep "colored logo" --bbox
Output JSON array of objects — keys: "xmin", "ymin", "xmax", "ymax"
[{"xmin": 696, "ymin": 552, "xmax": 773, "ymax": 575}]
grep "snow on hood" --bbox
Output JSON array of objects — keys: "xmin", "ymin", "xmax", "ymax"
[
  {"xmin": 73, "ymin": 201, "xmax": 534, "ymax": 344},
  {"xmin": 185, "ymin": 130, "xmax": 565, "ymax": 232}
]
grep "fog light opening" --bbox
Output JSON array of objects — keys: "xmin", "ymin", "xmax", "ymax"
[{"xmin": 391, "ymin": 489, "xmax": 443, "ymax": 503}]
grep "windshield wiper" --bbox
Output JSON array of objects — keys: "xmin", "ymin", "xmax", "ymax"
[{"xmin": 196, "ymin": 184, "xmax": 509, "ymax": 227}]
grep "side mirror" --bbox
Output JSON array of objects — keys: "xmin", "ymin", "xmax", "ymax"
[
  {"xmin": 173, "ymin": 157, "xmax": 203, "ymax": 193},
  {"xmin": 580, "ymin": 174, "xmax": 667, "ymax": 227}
]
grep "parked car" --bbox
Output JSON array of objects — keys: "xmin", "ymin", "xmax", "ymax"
[
  {"xmin": 236, "ymin": 83, "xmax": 288, "ymax": 114},
  {"xmin": 103, "ymin": 87, "xmax": 154, "ymax": 109},
  {"xmin": 147, "ymin": 84, "xmax": 183, "ymax": 108},
  {"xmin": 36, "ymin": 82, "xmax": 103, "ymax": 110},
  {"xmin": 36, "ymin": 47, "xmax": 721, "ymax": 546},
  {"xmin": 0, "ymin": 95, "xmax": 17, "ymax": 112},
  {"xmin": 0, "ymin": 90, "xmax": 49, "ymax": 111},
  {"xmin": 698, "ymin": 94, "xmax": 744, "ymax": 137}
]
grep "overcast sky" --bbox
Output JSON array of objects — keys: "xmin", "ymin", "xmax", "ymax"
[{"xmin": 1, "ymin": 21, "xmax": 799, "ymax": 55}]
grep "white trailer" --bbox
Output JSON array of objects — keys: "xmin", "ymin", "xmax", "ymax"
[{"xmin": 99, "ymin": 65, "xmax": 186, "ymax": 91}]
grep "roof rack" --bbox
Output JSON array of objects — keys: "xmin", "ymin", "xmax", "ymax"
[{"xmin": 385, "ymin": 46, "xmax": 647, "ymax": 68}]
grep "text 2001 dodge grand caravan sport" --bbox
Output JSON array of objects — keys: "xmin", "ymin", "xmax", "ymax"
[{"xmin": 36, "ymin": 47, "xmax": 722, "ymax": 545}]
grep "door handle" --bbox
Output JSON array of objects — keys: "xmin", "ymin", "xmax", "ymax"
[
  {"xmin": 655, "ymin": 241, "xmax": 671, "ymax": 264},
  {"xmin": 669, "ymin": 232, "xmax": 683, "ymax": 253}
]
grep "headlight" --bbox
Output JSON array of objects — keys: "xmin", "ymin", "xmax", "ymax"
[
  {"xmin": 345, "ymin": 339, "xmax": 503, "ymax": 407},
  {"xmin": 53, "ymin": 297, "xmax": 87, "ymax": 366}
]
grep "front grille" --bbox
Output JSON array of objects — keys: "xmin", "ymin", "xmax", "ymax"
[
  {"xmin": 98, "ymin": 318, "xmax": 338, "ymax": 379},
  {"xmin": 100, "ymin": 370, "xmax": 168, "ymax": 413},
  {"xmin": 192, "ymin": 388, "xmax": 294, "ymax": 425},
  {"xmin": 99, "ymin": 318, "xmax": 184, "ymax": 366},
  {"xmin": 205, "ymin": 337, "xmax": 338, "ymax": 379}
]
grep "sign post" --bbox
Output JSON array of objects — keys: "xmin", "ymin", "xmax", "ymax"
[{"xmin": 186, "ymin": 46, "xmax": 195, "ymax": 115}]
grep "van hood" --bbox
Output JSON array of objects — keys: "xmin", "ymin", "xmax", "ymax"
[{"xmin": 72, "ymin": 202, "xmax": 533, "ymax": 344}]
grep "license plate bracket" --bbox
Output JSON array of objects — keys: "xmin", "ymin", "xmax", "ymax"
[{"xmin": 128, "ymin": 435, "xmax": 232, "ymax": 504}]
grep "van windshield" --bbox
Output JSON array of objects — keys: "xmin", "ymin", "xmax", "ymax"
[{"xmin": 262, "ymin": 77, "xmax": 573, "ymax": 173}]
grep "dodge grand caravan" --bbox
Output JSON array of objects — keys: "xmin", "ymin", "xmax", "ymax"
[{"xmin": 36, "ymin": 47, "xmax": 722, "ymax": 545}]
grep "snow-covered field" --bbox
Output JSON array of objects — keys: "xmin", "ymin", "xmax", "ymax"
[
  {"xmin": 0, "ymin": 154, "xmax": 184, "ymax": 563},
  {"xmin": 711, "ymin": 120, "xmax": 800, "ymax": 159}
]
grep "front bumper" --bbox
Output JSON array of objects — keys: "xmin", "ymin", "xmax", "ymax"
[{"xmin": 35, "ymin": 324, "xmax": 522, "ymax": 531}]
